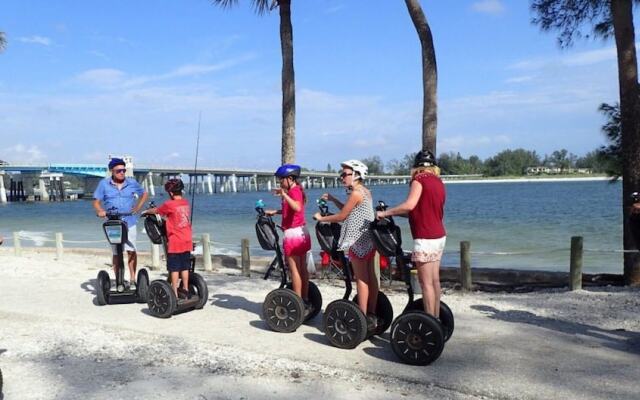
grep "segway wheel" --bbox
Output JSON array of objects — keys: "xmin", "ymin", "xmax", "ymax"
[
  {"xmin": 147, "ymin": 280, "xmax": 177, "ymax": 318},
  {"xmin": 189, "ymin": 272, "xmax": 209, "ymax": 310},
  {"xmin": 96, "ymin": 270, "xmax": 110, "ymax": 306},
  {"xmin": 285, "ymin": 281, "xmax": 323, "ymax": 321},
  {"xmin": 263, "ymin": 288, "xmax": 305, "ymax": 333},
  {"xmin": 136, "ymin": 269, "xmax": 150, "ymax": 303},
  {"xmin": 390, "ymin": 311, "xmax": 444, "ymax": 366},
  {"xmin": 352, "ymin": 292, "xmax": 394, "ymax": 336},
  {"xmin": 407, "ymin": 298, "xmax": 454, "ymax": 342},
  {"xmin": 323, "ymin": 299, "xmax": 368, "ymax": 349}
]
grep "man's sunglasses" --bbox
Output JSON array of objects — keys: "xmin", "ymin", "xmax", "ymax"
[
  {"xmin": 114, "ymin": 168, "xmax": 127, "ymax": 174},
  {"xmin": 340, "ymin": 172, "xmax": 353, "ymax": 179}
]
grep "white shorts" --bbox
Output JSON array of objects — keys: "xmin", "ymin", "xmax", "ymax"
[
  {"xmin": 412, "ymin": 237, "xmax": 446, "ymax": 263},
  {"xmin": 111, "ymin": 224, "xmax": 137, "ymax": 255}
]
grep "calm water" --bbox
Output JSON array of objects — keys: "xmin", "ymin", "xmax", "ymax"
[{"xmin": 0, "ymin": 180, "xmax": 623, "ymax": 274}]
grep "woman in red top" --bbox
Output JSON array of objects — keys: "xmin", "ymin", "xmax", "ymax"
[
  {"xmin": 376, "ymin": 150, "xmax": 446, "ymax": 318},
  {"xmin": 265, "ymin": 164, "xmax": 313, "ymax": 313},
  {"xmin": 144, "ymin": 178, "xmax": 193, "ymax": 299}
]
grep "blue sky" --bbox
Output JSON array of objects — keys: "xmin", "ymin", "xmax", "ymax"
[{"xmin": 0, "ymin": 0, "xmax": 629, "ymax": 170}]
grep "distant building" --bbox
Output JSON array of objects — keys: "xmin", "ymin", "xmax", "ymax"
[
  {"xmin": 526, "ymin": 166, "xmax": 592, "ymax": 175},
  {"xmin": 0, "ymin": 159, "xmax": 9, "ymax": 166}
]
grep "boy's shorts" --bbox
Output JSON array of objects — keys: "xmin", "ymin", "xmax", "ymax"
[
  {"xmin": 167, "ymin": 252, "xmax": 191, "ymax": 272},
  {"xmin": 111, "ymin": 224, "xmax": 137, "ymax": 255},
  {"xmin": 412, "ymin": 237, "xmax": 447, "ymax": 263}
]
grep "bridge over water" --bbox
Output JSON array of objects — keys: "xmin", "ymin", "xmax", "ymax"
[{"xmin": 0, "ymin": 162, "xmax": 480, "ymax": 203}]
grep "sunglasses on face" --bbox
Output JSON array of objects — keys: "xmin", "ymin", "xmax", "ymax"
[
  {"xmin": 340, "ymin": 172, "xmax": 353, "ymax": 179},
  {"xmin": 114, "ymin": 169, "xmax": 126, "ymax": 174}
]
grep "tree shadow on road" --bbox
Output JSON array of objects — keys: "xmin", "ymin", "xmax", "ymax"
[
  {"xmin": 471, "ymin": 304, "xmax": 640, "ymax": 354},
  {"xmin": 210, "ymin": 293, "xmax": 262, "ymax": 316}
]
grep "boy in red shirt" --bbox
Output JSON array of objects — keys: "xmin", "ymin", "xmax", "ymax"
[{"xmin": 144, "ymin": 178, "xmax": 193, "ymax": 299}]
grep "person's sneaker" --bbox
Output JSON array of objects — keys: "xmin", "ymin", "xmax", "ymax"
[
  {"xmin": 129, "ymin": 281, "xmax": 136, "ymax": 291},
  {"xmin": 178, "ymin": 287, "xmax": 190, "ymax": 300},
  {"xmin": 366, "ymin": 314, "xmax": 378, "ymax": 332},
  {"xmin": 303, "ymin": 300, "xmax": 314, "ymax": 318}
]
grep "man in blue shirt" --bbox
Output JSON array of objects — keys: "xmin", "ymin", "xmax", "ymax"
[{"xmin": 93, "ymin": 158, "xmax": 148, "ymax": 290}]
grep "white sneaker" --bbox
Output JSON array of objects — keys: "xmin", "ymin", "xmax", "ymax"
[{"xmin": 129, "ymin": 281, "xmax": 136, "ymax": 291}]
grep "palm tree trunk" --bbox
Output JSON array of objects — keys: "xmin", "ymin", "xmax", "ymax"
[
  {"xmin": 404, "ymin": 0, "xmax": 437, "ymax": 154},
  {"xmin": 611, "ymin": 0, "xmax": 640, "ymax": 285},
  {"xmin": 279, "ymin": 0, "xmax": 296, "ymax": 164}
]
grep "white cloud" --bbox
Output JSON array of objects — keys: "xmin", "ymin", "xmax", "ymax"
[
  {"xmin": 505, "ymin": 75, "xmax": 534, "ymax": 84},
  {"xmin": 4, "ymin": 144, "xmax": 46, "ymax": 163},
  {"xmin": 18, "ymin": 36, "xmax": 52, "ymax": 46},
  {"xmin": 75, "ymin": 69, "xmax": 127, "ymax": 88},
  {"xmin": 471, "ymin": 0, "xmax": 505, "ymax": 16}
]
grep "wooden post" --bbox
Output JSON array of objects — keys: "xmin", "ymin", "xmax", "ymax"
[
  {"xmin": 460, "ymin": 241, "xmax": 472, "ymax": 291},
  {"xmin": 570, "ymin": 236, "xmax": 583, "ymax": 291},
  {"xmin": 202, "ymin": 233, "xmax": 212, "ymax": 271},
  {"xmin": 151, "ymin": 244, "xmax": 161, "ymax": 270},
  {"xmin": 55, "ymin": 232, "xmax": 64, "ymax": 260},
  {"xmin": 241, "ymin": 238, "xmax": 251, "ymax": 277},
  {"xmin": 13, "ymin": 232, "xmax": 21, "ymax": 256}
]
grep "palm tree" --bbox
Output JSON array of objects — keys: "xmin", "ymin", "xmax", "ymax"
[
  {"xmin": 0, "ymin": 32, "xmax": 6, "ymax": 52},
  {"xmin": 404, "ymin": 0, "xmax": 438, "ymax": 155},
  {"xmin": 212, "ymin": 0, "xmax": 296, "ymax": 164}
]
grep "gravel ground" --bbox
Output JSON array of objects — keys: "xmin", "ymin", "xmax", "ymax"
[{"xmin": 0, "ymin": 249, "xmax": 639, "ymax": 400}]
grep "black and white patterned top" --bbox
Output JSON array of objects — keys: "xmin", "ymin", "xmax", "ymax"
[{"xmin": 338, "ymin": 186, "xmax": 375, "ymax": 257}]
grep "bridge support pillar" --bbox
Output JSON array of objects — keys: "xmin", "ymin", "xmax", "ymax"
[
  {"xmin": 147, "ymin": 172, "xmax": 155, "ymax": 197},
  {"xmin": 321, "ymin": 177, "xmax": 325, "ymax": 189},
  {"xmin": 38, "ymin": 178, "xmax": 49, "ymax": 202},
  {"xmin": 207, "ymin": 174, "xmax": 213, "ymax": 194},
  {"xmin": 253, "ymin": 174, "xmax": 258, "ymax": 191},
  {"xmin": 267, "ymin": 180, "xmax": 272, "ymax": 191},
  {"xmin": 231, "ymin": 174, "xmax": 237, "ymax": 193},
  {"xmin": 0, "ymin": 172, "xmax": 6, "ymax": 203}
]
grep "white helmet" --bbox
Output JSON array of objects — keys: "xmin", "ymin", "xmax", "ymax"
[{"xmin": 340, "ymin": 159, "xmax": 368, "ymax": 181}]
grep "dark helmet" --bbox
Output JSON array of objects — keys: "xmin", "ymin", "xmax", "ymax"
[
  {"xmin": 108, "ymin": 157, "xmax": 126, "ymax": 170},
  {"xmin": 164, "ymin": 178, "xmax": 184, "ymax": 193},
  {"xmin": 413, "ymin": 150, "xmax": 437, "ymax": 168},
  {"xmin": 274, "ymin": 164, "xmax": 301, "ymax": 179}
]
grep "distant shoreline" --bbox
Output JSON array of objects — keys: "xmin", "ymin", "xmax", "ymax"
[{"xmin": 442, "ymin": 175, "xmax": 611, "ymax": 184}]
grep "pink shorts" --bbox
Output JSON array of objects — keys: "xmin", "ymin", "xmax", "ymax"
[
  {"xmin": 349, "ymin": 248, "xmax": 376, "ymax": 262},
  {"xmin": 283, "ymin": 226, "xmax": 311, "ymax": 257}
]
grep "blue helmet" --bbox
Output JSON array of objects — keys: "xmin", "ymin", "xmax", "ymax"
[
  {"xmin": 274, "ymin": 164, "xmax": 301, "ymax": 179},
  {"xmin": 108, "ymin": 157, "xmax": 126, "ymax": 170}
]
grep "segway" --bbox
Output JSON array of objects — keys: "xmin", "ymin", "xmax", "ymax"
[
  {"xmin": 144, "ymin": 204, "xmax": 208, "ymax": 318},
  {"xmin": 95, "ymin": 208, "xmax": 149, "ymax": 305},
  {"xmin": 315, "ymin": 199, "xmax": 393, "ymax": 349},
  {"xmin": 255, "ymin": 200, "xmax": 322, "ymax": 333},
  {"xmin": 370, "ymin": 201, "xmax": 454, "ymax": 365}
]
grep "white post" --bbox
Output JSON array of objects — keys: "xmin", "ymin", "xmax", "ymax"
[
  {"xmin": 13, "ymin": 232, "xmax": 21, "ymax": 256},
  {"xmin": 267, "ymin": 180, "xmax": 272, "ymax": 191},
  {"xmin": 151, "ymin": 244, "xmax": 161, "ymax": 270},
  {"xmin": 207, "ymin": 174, "xmax": 213, "ymax": 194},
  {"xmin": 306, "ymin": 176, "xmax": 311, "ymax": 189},
  {"xmin": 321, "ymin": 177, "xmax": 325, "ymax": 188},
  {"xmin": 55, "ymin": 232, "xmax": 64, "ymax": 260},
  {"xmin": 202, "ymin": 233, "xmax": 212, "ymax": 271},
  {"xmin": 0, "ymin": 173, "xmax": 8, "ymax": 203},
  {"xmin": 220, "ymin": 177, "xmax": 226, "ymax": 193},
  {"xmin": 201, "ymin": 176, "xmax": 206, "ymax": 193},
  {"xmin": 231, "ymin": 174, "xmax": 237, "ymax": 193},
  {"xmin": 253, "ymin": 174, "xmax": 258, "ymax": 191},
  {"xmin": 147, "ymin": 172, "xmax": 155, "ymax": 197}
]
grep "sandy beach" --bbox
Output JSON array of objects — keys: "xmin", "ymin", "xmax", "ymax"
[{"xmin": 0, "ymin": 248, "xmax": 639, "ymax": 400}]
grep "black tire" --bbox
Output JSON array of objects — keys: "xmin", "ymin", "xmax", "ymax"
[
  {"xmin": 352, "ymin": 291, "xmax": 394, "ymax": 336},
  {"xmin": 147, "ymin": 280, "xmax": 177, "ymax": 318},
  {"xmin": 323, "ymin": 299, "xmax": 368, "ymax": 349},
  {"xmin": 263, "ymin": 288, "xmax": 305, "ymax": 333},
  {"xmin": 390, "ymin": 311, "xmax": 444, "ymax": 365},
  {"xmin": 406, "ymin": 298, "xmax": 454, "ymax": 342},
  {"xmin": 189, "ymin": 272, "xmax": 209, "ymax": 310},
  {"xmin": 285, "ymin": 281, "xmax": 323, "ymax": 321},
  {"xmin": 136, "ymin": 269, "xmax": 150, "ymax": 303},
  {"xmin": 1, "ymin": 367, "xmax": 3, "ymax": 395},
  {"xmin": 96, "ymin": 270, "xmax": 110, "ymax": 306}
]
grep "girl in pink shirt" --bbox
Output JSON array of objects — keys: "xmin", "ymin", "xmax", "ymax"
[{"xmin": 265, "ymin": 164, "xmax": 313, "ymax": 314}]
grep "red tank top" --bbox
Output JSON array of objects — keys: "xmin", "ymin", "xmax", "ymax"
[
  {"xmin": 281, "ymin": 185, "xmax": 306, "ymax": 230},
  {"xmin": 408, "ymin": 173, "xmax": 446, "ymax": 239}
]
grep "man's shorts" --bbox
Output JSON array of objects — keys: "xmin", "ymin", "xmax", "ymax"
[
  {"xmin": 411, "ymin": 236, "xmax": 447, "ymax": 263},
  {"xmin": 111, "ymin": 224, "xmax": 137, "ymax": 255},
  {"xmin": 167, "ymin": 252, "xmax": 191, "ymax": 272}
]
